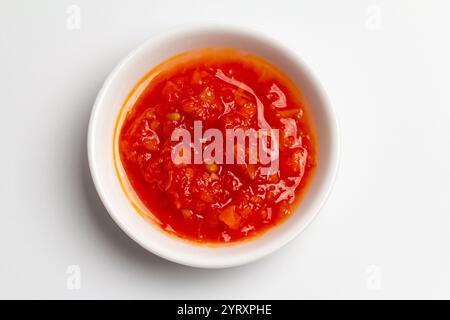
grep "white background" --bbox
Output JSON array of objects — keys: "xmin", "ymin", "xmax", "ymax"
[{"xmin": 1, "ymin": 0, "xmax": 449, "ymax": 299}]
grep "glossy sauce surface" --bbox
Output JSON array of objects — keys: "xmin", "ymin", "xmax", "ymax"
[{"xmin": 117, "ymin": 48, "xmax": 317, "ymax": 243}]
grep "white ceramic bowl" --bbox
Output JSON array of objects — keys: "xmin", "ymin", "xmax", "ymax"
[{"xmin": 88, "ymin": 25, "xmax": 339, "ymax": 268}]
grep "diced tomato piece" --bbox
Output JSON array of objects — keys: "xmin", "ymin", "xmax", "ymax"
[
  {"xmin": 200, "ymin": 86, "xmax": 215, "ymax": 105},
  {"xmin": 219, "ymin": 205, "xmax": 241, "ymax": 230},
  {"xmin": 277, "ymin": 200, "xmax": 291, "ymax": 216},
  {"xmin": 161, "ymin": 80, "xmax": 181, "ymax": 102},
  {"xmin": 141, "ymin": 133, "xmax": 159, "ymax": 151},
  {"xmin": 234, "ymin": 88, "xmax": 254, "ymax": 107},
  {"xmin": 283, "ymin": 148, "xmax": 307, "ymax": 175}
]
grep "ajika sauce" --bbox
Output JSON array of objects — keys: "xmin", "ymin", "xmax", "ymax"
[{"xmin": 115, "ymin": 48, "xmax": 317, "ymax": 244}]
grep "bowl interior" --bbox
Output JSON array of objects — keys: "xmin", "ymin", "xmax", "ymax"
[{"xmin": 88, "ymin": 27, "xmax": 338, "ymax": 268}]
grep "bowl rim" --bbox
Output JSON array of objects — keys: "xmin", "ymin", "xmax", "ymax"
[{"xmin": 87, "ymin": 24, "xmax": 340, "ymax": 268}]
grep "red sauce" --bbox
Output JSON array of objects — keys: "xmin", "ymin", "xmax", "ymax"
[{"xmin": 116, "ymin": 48, "xmax": 317, "ymax": 243}]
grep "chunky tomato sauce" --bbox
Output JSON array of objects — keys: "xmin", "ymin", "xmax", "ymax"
[{"xmin": 116, "ymin": 48, "xmax": 316, "ymax": 243}]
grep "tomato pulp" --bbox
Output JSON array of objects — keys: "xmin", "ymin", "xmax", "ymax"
[{"xmin": 116, "ymin": 48, "xmax": 317, "ymax": 243}]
